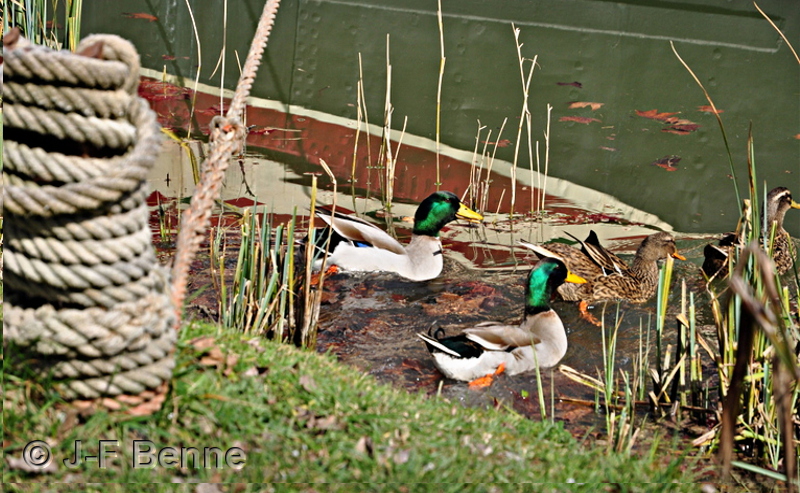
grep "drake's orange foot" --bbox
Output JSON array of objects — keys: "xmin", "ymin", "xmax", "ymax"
[
  {"xmin": 579, "ymin": 300, "xmax": 602, "ymax": 327},
  {"xmin": 310, "ymin": 265, "xmax": 340, "ymax": 285},
  {"xmin": 468, "ymin": 362, "xmax": 506, "ymax": 389}
]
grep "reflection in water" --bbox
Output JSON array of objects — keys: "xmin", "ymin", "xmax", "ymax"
[{"xmin": 84, "ymin": 0, "xmax": 799, "ymax": 235}]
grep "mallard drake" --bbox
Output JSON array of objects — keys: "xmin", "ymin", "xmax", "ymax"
[
  {"xmin": 313, "ymin": 191, "xmax": 483, "ymax": 281},
  {"xmin": 703, "ymin": 187, "xmax": 800, "ymax": 278},
  {"xmin": 417, "ymin": 258, "xmax": 586, "ymax": 383},
  {"xmin": 518, "ymin": 231, "xmax": 685, "ymax": 304}
]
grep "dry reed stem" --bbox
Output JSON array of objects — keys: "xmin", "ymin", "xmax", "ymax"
[
  {"xmin": 480, "ymin": 118, "xmax": 508, "ymax": 213},
  {"xmin": 542, "ymin": 104, "xmax": 552, "ymax": 212},
  {"xmin": 435, "ymin": 0, "xmax": 446, "ymax": 190},
  {"xmin": 670, "ymin": 40, "xmax": 739, "ymax": 205},
  {"xmin": 754, "ymin": 1, "xmax": 799, "ymax": 65},
  {"xmin": 182, "ymin": 0, "xmax": 202, "ymax": 135},
  {"xmin": 356, "ymin": 54, "xmax": 374, "ymax": 202},
  {"xmin": 511, "ymin": 24, "xmax": 538, "ymax": 218},
  {"xmin": 381, "ymin": 34, "xmax": 396, "ymax": 223},
  {"xmin": 468, "ymin": 121, "xmax": 488, "ymax": 207}
]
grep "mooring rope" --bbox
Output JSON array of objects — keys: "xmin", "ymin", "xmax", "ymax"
[
  {"xmin": 3, "ymin": 0, "xmax": 282, "ymax": 414},
  {"xmin": 170, "ymin": 0, "xmax": 282, "ymax": 319},
  {"xmin": 3, "ymin": 33, "xmax": 176, "ymax": 413}
]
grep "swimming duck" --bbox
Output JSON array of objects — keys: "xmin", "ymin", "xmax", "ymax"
[
  {"xmin": 417, "ymin": 258, "xmax": 586, "ymax": 383},
  {"xmin": 518, "ymin": 231, "xmax": 685, "ymax": 304},
  {"xmin": 703, "ymin": 187, "xmax": 800, "ymax": 279},
  {"xmin": 313, "ymin": 191, "xmax": 483, "ymax": 281}
]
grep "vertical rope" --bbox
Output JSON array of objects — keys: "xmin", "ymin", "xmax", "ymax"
[{"xmin": 170, "ymin": 0, "xmax": 282, "ymax": 321}]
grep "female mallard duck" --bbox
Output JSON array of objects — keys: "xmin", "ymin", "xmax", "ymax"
[
  {"xmin": 314, "ymin": 191, "xmax": 483, "ymax": 281},
  {"xmin": 417, "ymin": 258, "xmax": 586, "ymax": 384},
  {"xmin": 518, "ymin": 231, "xmax": 685, "ymax": 304},
  {"xmin": 703, "ymin": 187, "xmax": 800, "ymax": 279}
]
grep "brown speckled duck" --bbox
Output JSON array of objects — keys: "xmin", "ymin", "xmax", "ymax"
[
  {"xmin": 519, "ymin": 231, "xmax": 685, "ymax": 305},
  {"xmin": 703, "ymin": 187, "xmax": 800, "ymax": 279}
]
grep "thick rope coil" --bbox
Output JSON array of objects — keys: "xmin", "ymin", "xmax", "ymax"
[
  {"xmin": 4, "ymin": 140, "xmax": 139, "ymax": 183},
  {"xmin": 2, "ymin": 35, "xmax": 134, "ymax": 90},
  {"xmin": 3, "ymin": 32, "xmax": 176, "ymax": 414},
  {"xmin": 3, "ymin": 82, "xmax": 133, "ymax": 118},
  {"xmin": 4, "ymin": 0, "xmax": 282, "ymax": 413},
  {"xmin": 3, "ymin": 99, "xmax": 158, "ymax": 218}
]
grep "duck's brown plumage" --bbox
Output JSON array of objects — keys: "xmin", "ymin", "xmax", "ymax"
[
  {"xmin": 703, "ymin": 187, "xmax": 800, "ymax": 279},
  {"xmin": 520, "ymin": 231, "xmax": 685, "ymax": 304}
]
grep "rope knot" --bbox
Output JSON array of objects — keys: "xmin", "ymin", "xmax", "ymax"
[{"xmin": 209, "ymin": 115, "xmax": 246, "ymax": 155}]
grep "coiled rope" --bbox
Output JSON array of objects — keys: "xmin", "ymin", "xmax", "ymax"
[{"xmin": 3, "ymin": 0, "xmax": 281, "ymax": 415}]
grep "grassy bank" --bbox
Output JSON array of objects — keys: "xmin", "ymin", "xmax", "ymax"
[{"xmin": 4, "ymin": 320, "xmax": 704, "ymax": 488}]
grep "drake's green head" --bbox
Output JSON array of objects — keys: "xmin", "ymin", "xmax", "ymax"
[
  {"xmin": 525, "ymin": 258, "xmax": 586, "ymax": 314},
  {"xmin": 413, "ymin": 191, "xmax": 483, "ymax": 236}
]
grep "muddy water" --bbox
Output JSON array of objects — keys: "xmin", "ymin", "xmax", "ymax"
[
  {"xmin": 148, "ymin": 136, "xmax": 718, "ymax": 430},
  {"xmin": 84, "ymin": 0, "xmax": 800, "ymax": 236},
  {"xmin": 312, "ymin": 233, "xmax": 713, "ymax": 430}
]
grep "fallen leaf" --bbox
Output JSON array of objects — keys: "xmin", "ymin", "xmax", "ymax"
[
  {"xmin": 196, "ymin": 484, "xmax": 223, "ymax": 493},
  {"xmin": 249, "ymin": 127, "xmax": 275, "ymax": 135},
  {"xmin": 57, "ymin": 409, "xmax": 79, "ymax": 441},
  {"xmin": 121, "ymin": 12, "xmax": 158, "ymax": 22},
  {"xmin": 662, "ymin": 124, "xmax": 699, "ymax": 135},
  {"xmin": 355, "ymin": 436, "xmax": 374, "ymax": 457},
  {"xmin": 189, "ymin": 336, "xmax": 217, "ymax": 351},
  {"xmin": 559, "ymin": 116, "xmax": 601, "ymax": 125},
  {"xmin": 401, "ymin": 358, "xmax": 426, "ymax": 373},
  {"xmin": 557, "ymin": 81, "xmax": 583, "ymax": 88},
  {"xmin": 651, "ymin": 155, "xmax": 681, "ymax": 171},
  {"xmin": 299, "ymin": 375, "xmax": 318, "ymax": 392},
  {"xmin": 245, "ymin": 337, "xmax": 265, "ymax": 352},
  {"xmin": 6, "ymin": 456, "xmax": 58, "ymax": 474},
  {"xmin": 223, "ymin": 353, "xmax": 239, "ymax": 377},
  {"xmin": 568, "ymin": 101, "xmax": 604, "ymax": 111},
  {"xmin": 199, "ymin": 346, "xmax": 225, "ymax": 367},
  {"xmin": 308, "ymin": 414, "xmax": 339, "ymax": 430},
  {"xmin": 480, "ymin": 139, "xmax": 512, "ymax": 147},
  {"xmin": 697, "ymin": 105, "xmax": 724, "ymax": 114},
  {"xmin": 393, "ymin": 449, "xmax": 411, "ymax": 465},
  {"xmin": 635, "ymin": 109, "xmax": 679, "ymax": 122}
]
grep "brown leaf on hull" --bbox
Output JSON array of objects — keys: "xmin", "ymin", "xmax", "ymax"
[
  {"xmin": 662, "ymin": 125, "xmax": 699, "ymax": 135},
  {"xmin": 559, "ymin": 116, "xmax": 601, "ymax": 125},
  {"xmin": 568, "ymin": 101, "xmax": 604, "ymax": 111},
  {"xmin": 122, "ymin": 12, "xmax": 158, "ymax": 21},
  {"xmin": 635, "ymin": 109, "xmax": 679, "ymax": 122},
  {"xmin": 697, "ymin": 105, "xmax": 724, "ymax": 114},
  {"xmin": 651, "ymin": 155, "xmax": 681, "ymax": 171}
]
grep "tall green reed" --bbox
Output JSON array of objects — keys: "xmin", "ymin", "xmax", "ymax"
[
  {"xmin": 3, "ymin": 0, "xmax": 82, "ymax": 51},
  {"xmin": 673, "ymin": 32, "xmax": 798, "ymax": 480}
]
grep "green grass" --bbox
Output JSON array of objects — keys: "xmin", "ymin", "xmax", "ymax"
[{"xmin": 4, "ymin": 321, "xmax": 705, "ymax": 488}]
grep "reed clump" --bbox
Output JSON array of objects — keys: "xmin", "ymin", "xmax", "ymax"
[{"xmin": 2, "ymin": 0, "xmax": 83, "ymax": 51}]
